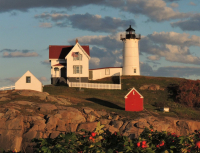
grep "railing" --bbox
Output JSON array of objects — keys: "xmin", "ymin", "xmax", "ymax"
[
  {"xmin": 68, "ymin": 82, "xmax": 121, "ymax": 90},
  {"xmin": 0, "ymin": 85, "xmax": 15, "ymax": 91},
  {"xmin": 120, "ymin": 33, "xmax": 141, "ymax": 40}
]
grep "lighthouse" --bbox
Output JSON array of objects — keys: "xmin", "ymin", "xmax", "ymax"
[{"xmin": 120, "ymin": 25, "xmax": 141, "ymax": 76}]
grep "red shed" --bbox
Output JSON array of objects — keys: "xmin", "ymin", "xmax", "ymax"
[{"xmin": 124, "ymin": 87, "xmax": 143, "ymax": 111}]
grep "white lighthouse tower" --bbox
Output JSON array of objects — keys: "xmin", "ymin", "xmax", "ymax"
[{"xmin": 120, "ymin": 25, "xmax": 141, "ymax": 76}]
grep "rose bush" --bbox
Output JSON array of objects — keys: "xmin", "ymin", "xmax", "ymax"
[{"xmin": 2, "ymin": 122, "xmax": 200, "ymax": 152}]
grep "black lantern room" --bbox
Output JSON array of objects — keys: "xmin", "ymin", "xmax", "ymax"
[
  {"xmin": 126, "ymin": 25, "xmax": 136, "ymax": 39},
  {"xmin": 120, "ymin": 25, "xmax": 141, "ymax": 40}
]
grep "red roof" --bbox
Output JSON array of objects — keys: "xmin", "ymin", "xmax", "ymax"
[
  {"xmin": 52, "ymin": 63, "xmax": 66, "ymax": 66},
  {"xmin": 49, "ymin": 45, "xmax": 90, "ymax": 59},
  {"xmin": 89, "ymin": 67, "xmax": 122, "ymax": 70}
]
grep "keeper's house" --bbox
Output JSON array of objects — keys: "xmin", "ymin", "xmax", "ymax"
[{"xmin": 49, "ymin": 40, "xmax": 90, "ymax": 85}]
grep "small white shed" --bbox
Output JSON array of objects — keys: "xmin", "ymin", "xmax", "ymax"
[{"xmin": 15, "ymin": 70, "xmax": 43, "ymax": 92}]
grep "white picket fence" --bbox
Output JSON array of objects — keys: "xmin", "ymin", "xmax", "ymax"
[
  {"xmin": 67, "ymin": 81, "xmax": 121, "ymax": 90},
  {"xmin": 0, "ymin": 85, "xmax": 15, "ymax": 91}
]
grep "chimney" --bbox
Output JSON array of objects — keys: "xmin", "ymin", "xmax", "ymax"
[{"xmin": 76, "ymin": 39, "xmax": 78, "ymax": 44}]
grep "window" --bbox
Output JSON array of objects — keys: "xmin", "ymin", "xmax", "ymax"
[
  {"xmin": 134, "ymin": 69, "xmax": 136, "ymax": 73},
  {"xmin": 73, "ymin": 65, "xmax": 82, "ymax": 74},
  {"xmin": 73, "ymin": 54, "xmax": 82, "ymax": 61},
  {"xmin": 105, "ymin": 69, "xmax": 110, "ymax": 75},
  {"xmin": 26, "ymin": 76, "xmax": 31, "ymax": 83},
  {"xmin": 76, "ymin": 77, "xmax": 79, "ymax": 80},
  {"xmin": 54, "ymin": 67, "xmax": 59, "ymax": 71}
]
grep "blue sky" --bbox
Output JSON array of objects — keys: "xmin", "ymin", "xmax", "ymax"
[{"xmin": 1, "ymin": 0, "xmax": 200, "ymax": 87}]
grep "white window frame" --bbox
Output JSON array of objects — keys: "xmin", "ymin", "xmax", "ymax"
[
  {"xmin": 73, "ymin": 54, "xmax": 82, "ymax": 61},
  {"xmin": 73, "ymin": 65, "xmax": 82, "ymax": 74}
]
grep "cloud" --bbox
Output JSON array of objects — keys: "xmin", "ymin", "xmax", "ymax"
[
  {"xmin": 171, "ymin": 14, "xmax": 200, "ymax": 31},
  {"xmin": 35, "ymin": 13, "xmax": 136, "ymax": 33},
  {"xmin": 170, "ymin": 3, "xmax": 179, "ymax": 8},
  {"xmin": 4, "ymin": 77, "xmax": 20, "ymax": 83},
  {"xmin": 72, "ymin": 31, "xmax": 200, "ymax": 66},
  {"xmin": 38, "ymin": 76, "xmax": 48, "ymax": 82},
  {"xmin": 105, "ymin": 0, "xmax": 190, "ymax": 22},
  {"xmin": 140, "ymin": 32, "xmax": 200, "ymax": 65},
  {"xmin": 0, "ymin": 0, "xmax": 102, "ymax": 13},
  {"xmin": 41, "ymin": 59, "xmax": 50, "ymax": 65},
  {"xmin": 39, "ymin": 22, "xmax": 52, "ymax": 28},
  {"xmin": 2, "ymin": 51, "xmax": 39, "ymax": 57},
  {"xmin": 163, "ymin": 0, "xmax": 180, "ymax": 1},
  {"xmin": 140, "ymin": 62, "xmax": 200, "ymax": 79},
  {"xmin": 0, "ymin": 0, "xmax": 192, "ymax": 22},
  {"xmin": 189, "ymin": 2, "xmax": 196, "ymax": 6},
  {"xmin": 147, "ymin": 55, "xmax": 160, "ymax": 61},
  {"xmin": 0, "ymin": 49, "xmax": 33, "ymax": 53},
  {"xmin": 89, "ymin": 57, "xmax": 100, "ymax": 67}
]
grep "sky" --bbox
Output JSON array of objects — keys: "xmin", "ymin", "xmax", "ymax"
[{"xmin": 1, "ymin": 0, "xmax": 200, "ymax": 87}]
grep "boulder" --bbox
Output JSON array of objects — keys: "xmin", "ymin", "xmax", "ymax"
[
  {"xmin": 16, "ymin": 90, "xmax": 49, "ymax": 101},
  {"xmin": 112, "ymin": 115, "xmax": 119, "ymax": 121},
  {"xmin": 139, "ymin": 85, "xmax": 149, "ymax": 90},
  {"xmin": 139, "ymin": 84, "xmax": 162, "ymax": 90},
  {"xmin": 37, "ymin": 103, "xmax": 57, "ymax": 113},
  {"xmin": 0, "ymin": 129, "xmax": 23, "ymax": 153},
  {"xmin": 66, "ymin": 123, "xmax": 78, "ymax": 133},
  {"xmin": 4, "ymin": 109, "xmax": 20, "ymax": 120},
  {"xmin": 57, "ymin": 107, "xmax": 86, "ymax": 124},
  {"xmin": 0, "ymin": 97, "xmax": 11, "ymax": 101},
  {"xmin": 96, "ymin": 111, "xmax": 107, "ymax": 116},
  {"xmin": 0, "ymin": 93, "xmax": 9, "ymax": 97},
  {"xmin": 77, "ymin": 122, "xmax": 98, "ymax": 132},
  {"xmin": 83, "ymin": 107, "xmax": 94, "ymax": 114},
  {"xmin": 12, "ymin": 101, "xmax": 35, "ymax": 106},
  {"xmin": 46, "ymin": 95, "xmax": 58, "ymax": 102},
  {"xmin": 56, "ymin": 98, "xmax": 71, "ymax": 105},
  {"xmin": 148, "ymin": 84, "xmax": 160, "ymax": 90},
  {"xmin": 91, "ymin": 111, "xmax": 101, "ymax": 118},
  {"xmin": 110, "ymin": 120, "xmax": 123, "ymax": 129},
  {"xmin": 46, "ymin": 116, "xmax": 59, "ymax": 131},
  {"xmin": 100, "ymin": 119, "xmax": 111, "ymax": 125},
  {"xmin": 0, "ymin": 113, "xmax": 4, "ymax": 119},
  {"xmin": 86, "ymin": 114, "xmax": 96, "ymax": 122}
]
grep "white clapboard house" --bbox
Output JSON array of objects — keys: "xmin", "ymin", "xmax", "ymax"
[{"xmin": 49, "ymin": 39, "xmax": 90, "ymax": 85}]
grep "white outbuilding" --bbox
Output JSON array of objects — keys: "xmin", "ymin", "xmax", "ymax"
[{"xmin": 15, "ymin": 70, "xmax": 43, "ymax": 92}]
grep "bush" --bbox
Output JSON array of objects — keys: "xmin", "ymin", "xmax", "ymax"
[
  {"xmin": 176, "ymin": 80, "xmax": 200, "ymax": 107},
  {"xmin": 3, "ymin": 122, "xmax": 200, "ymax": 153}
]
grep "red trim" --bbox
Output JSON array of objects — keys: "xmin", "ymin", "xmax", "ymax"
[
  {"xmin": 89, "ymin": 67, "xmax": 122, "ymax": 70},
  {"xmin": 49, "ymin": 45, "xmax": 90, "ymax": 59}
]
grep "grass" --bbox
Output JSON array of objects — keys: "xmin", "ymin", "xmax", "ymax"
[{"xmin": 42, "ymin": 75, "xmax": 200, "ymax": 121}]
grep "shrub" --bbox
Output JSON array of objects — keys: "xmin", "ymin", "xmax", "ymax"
[
  {"xmin": 3, "ymin": 122, "xmax": 200, "ymax": 152},
  {"xmin": 176, "ymin": 80, "xmax": 200, "ymax": 107}
]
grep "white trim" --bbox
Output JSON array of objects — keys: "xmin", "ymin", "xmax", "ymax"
[
  {"xmin": 77, "ymin": 43, "xmax": 90, "ymax": 59},
  {"xmin": 124, "ymin": 87, "xmax": 143, "ymax": 98}
]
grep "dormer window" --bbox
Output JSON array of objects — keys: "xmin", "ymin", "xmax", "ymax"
[
  {"xmin": 73, "ymin": 54, "xmax": 82, "ymax": 61},
  {"xmin": 72, "ymin": 52, "xmax": 82, "ymax": 61}
]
